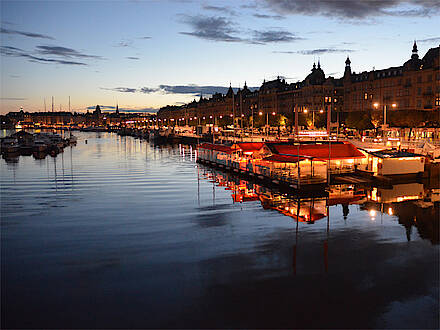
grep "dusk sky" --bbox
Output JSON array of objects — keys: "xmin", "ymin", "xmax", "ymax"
[{"xmin": 1, "ymin": 0, "xmax": 439, "ymax": 114}]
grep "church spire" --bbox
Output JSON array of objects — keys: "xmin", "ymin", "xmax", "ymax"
[
  {"xmin": 411, "ymin": 40, "xmax": 419, "ymax": 59},
  {"xmin": 115, "ymin": 103, "xmax": 119, "ymax": 115},
  {"xmin": 317, "ymin": 59, "xmax": 321, "ymax": 69}
]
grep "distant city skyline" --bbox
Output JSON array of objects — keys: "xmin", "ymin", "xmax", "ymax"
[{"xmin": 1, "ymin": 0, "xmax": 439, "ymax": 114}]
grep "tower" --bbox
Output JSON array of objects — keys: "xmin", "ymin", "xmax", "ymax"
[
  {"xmin": 115, "ymin": 103, "xmax": 119, "ymax": 115},
  {"xmin": 411, "ymin": 40, "xmax": 419, "ymax": 60},
  {"xmin": 344, "ymin": 56, "xmax": 351, "ymax": 77}
]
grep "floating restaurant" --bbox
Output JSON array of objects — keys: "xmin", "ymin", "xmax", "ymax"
[{"xmin": 197, "ymin": 141, "xmax": 367, "ymax": 190}]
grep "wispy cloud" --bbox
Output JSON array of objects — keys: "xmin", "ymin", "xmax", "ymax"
[
  {"xmin": 126, "ymin": 56, "xmax": 140, "ymax": 60},
  {"xmin": 202, "ymin": 4, "xmax": 236, "ymax": 15},
  {"xmin": 1, "ymin": 46, "xmax": 88, "ymax": 65},
  {"xmin": 103, "ymin": 84, "xmax": 258, "ymax": 96},
  {"xmin": 86, "ymin": 105, "xmax": 158, "ymax": 112},
  {"xmin": 253, "ymin": 30, "xmax": 302, "ymax": 43},
  {"xmin": 179, "ymin": 15, "xmax": 242, "ymax": 42},
  {"xmin": 139, "ymin": 36, "xmax": 152, "ymax": 39},
  {"xmin": 100, "ymin": 87, "xmax": 137, "ymax": 93},
  {"xmin": 0, "ymin": 97, "xmax": 27, "ymax": 100},
  {"xmin": 418, "ymin": 36, "xmax": 440, "ymax": 43},
  {"xmin": 263, "ymin": 0, "xmax": 440, "ymax": 20},
  {"xmin": 274, "ymin": 48, "xmax": 355, "ymax": 55},
  {"xmin": 0, "ymin": 27, "xmax": 54, "ymax": 40},
  {"xmin": 36, "ymin": 45, "xmax": 102, "ymax": 59},
  {"xmin": 253, "ymin": 13, "xmax": 285, "ymax": 20},
  {"xmin": 180, "ymin": 15, "xmax": 302, "ymax": 44},
  {"xmin": 115, "ymin": 39, "xmax": 134, "ymax": 47}
]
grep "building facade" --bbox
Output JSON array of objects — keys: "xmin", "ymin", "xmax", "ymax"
[{"xmin": 158, "ymin": 43, "xmax": 439, "ymax": 129}]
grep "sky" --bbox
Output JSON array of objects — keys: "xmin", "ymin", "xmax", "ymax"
[{"xmin": 1, "ymin": 0, "xmax": 439, "ymax": 114}]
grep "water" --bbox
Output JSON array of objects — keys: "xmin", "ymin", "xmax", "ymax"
[{"xmin": 1, "ymin": 131, "xmax": 439, "ymax": 329}]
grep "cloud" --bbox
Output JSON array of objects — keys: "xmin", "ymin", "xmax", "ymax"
[
  {"xmin": 140, "ymin": 87, "xmax": 159, "ymax": 93},
  {"xmin": 126, "ymin": 56, "xmax": 140, "ymax": 60},
  {"xmin": 115, "ymin": 39, "xmax": 134, "ymax": 47},
  {"xmin": 100, "ymin": 87, "xmax": 137, "ymax": 93},
  {"xmin": 179, "ymin": 15, "xmax": 242, "ymax": 42},
  {"xmin": 0, "ymin": 97, "xmax": 27, "ymax": 100},
  {"xmin": 263, "ymin": 0, "xmax": 440, "ymax": 20},
  {"xmin": 252, "ymin": 29, "xmax": 302, "ymax": 43},
  {"xmin": 253, "ymin": 13, "xmax": 285, "ymax": 20},
  {"xmin": 139, "ymin": 36, "xmax": 152, "ymax": 39},
  {"xmin": 202, "ymin": 5, "xmax": 236, "ymax": 15},
  {"xmin": 274, "ymin": 48, "xmax": 355, "ymax": 55},
  {"xmin": 0, "ymin": 46, "xmax": 88, "ymax": 65},
  {"xmin": 36, "ymin": 45, "xmax": 102, "ymax": 59},
  {"xmin": 86, "ymin": 105, "xmax": 158, "ymax": 113},
  {"xmin": 0, "ymin": 27, "xmax": 54, "ymax": 39},
  {"xmin": 418, "ymin": 36, "xmax": 440, "ymax": 43},
  {"xmin": 180, "ymin": 15, "xmax": 302, "ymax": 44}
]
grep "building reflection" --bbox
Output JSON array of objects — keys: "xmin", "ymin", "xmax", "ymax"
[{"xmin": 202, "ymin": 168, "xmax": 439, "ymax": 244}]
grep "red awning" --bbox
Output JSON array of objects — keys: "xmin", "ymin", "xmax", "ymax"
[
  {"xmin": 198, "ymin": 143, "xmax": 239, "ymax": 154},
  {"xmin": 271, "ymin": 142, "xmax": 365, "ymax": 160},
  {"xmin": 237, "ymin": 142, "xmax": 265, "ymax": 152},
  {"xmin": 263, "ymin": 154, "xmax": 306, "ymax": 163}
]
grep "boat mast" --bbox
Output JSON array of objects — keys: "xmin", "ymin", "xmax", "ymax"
[
  {"xmin": 44, "ymin": 98, "xmax": 46, "ymax": 112},
  {"xmin": 52, "ymin": 96, "xmax": 54, "ymax": 112},
  {"xmin": 69, "ymin": 96, "xmax": 71, "ymax": 112}
]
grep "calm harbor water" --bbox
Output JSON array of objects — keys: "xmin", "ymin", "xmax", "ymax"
[{"xmin": 1, "ymin": 131, "xmax": 439, "ymax": 329}]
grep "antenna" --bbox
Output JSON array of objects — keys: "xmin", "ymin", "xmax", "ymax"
[
  {"xmin": 69, "ymin": 96, "xmax": 71, "ymax": 112},
  {"xmin": 44, "ymin": 98, "xmax": 46, "ymax": 112},
  {"xmin": 52, "ymin": 96, "xmax": 54, "ymax": 112}
]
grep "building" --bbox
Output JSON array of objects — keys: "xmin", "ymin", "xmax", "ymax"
[{"xmin": 158, "ymin": 42, "xmax": 439, "ymax": 130}]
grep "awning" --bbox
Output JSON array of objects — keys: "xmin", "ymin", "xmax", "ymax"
[{"xmin": 263, "ymin": 154, "xmax": 306, "ymax": 163}]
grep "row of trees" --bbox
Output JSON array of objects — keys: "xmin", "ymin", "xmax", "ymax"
[{"xmin": 168, "ymin": 110, "xmax": 438, "ymax": 130}]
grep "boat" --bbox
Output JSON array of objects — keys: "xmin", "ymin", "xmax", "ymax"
[{"xmin": 1, "ymin": 138, "xmax": 20, "ymax": 154}]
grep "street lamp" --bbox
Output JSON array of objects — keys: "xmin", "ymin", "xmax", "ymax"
[{"xmin": 373, "ymin": 102, "xmax": 397, "ymax": 129}]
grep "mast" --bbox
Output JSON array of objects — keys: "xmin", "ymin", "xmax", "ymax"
[
  {"xmin": 44, "ymin": 98, "xmax": 46, "ymax": 112},
  {"xmin": 69, "ymin": 96, "xmax": 71, "ymax": 112},
  {"xmin": 52, "ymin": 96, "xmax": 54, "ymax": 112}
]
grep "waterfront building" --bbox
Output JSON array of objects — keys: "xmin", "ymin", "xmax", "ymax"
[{"xmin": 158, "ymin": 42, "xmax": 439, "ymax": 130}]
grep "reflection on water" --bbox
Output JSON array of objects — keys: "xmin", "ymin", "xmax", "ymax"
[
  {"xmin": 1, "ymin": 132, "xmax": 439, "ymax": 329},
  {"xmin": 201, "ymin": 168, "xmax": 439, "ymax": 245}
]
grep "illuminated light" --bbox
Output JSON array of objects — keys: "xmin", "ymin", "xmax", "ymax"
[
  {"xmin": 219, "ymin": 115, "xmax": 223, "ymax": 118},
  {"xmin": 392, "ymin": 103, "xmax": 397, "ymax": 108},
  {"xmin": 241, "ymin": 114, "xmax": 244, "ymax": 117},
  {"xmin": 347, "ymin": 159, "xmax": 354, "ymax": 164},
  {"xmin": 304, "ymin": 109, "xmax": 308, "ymax": 113},
  {"xmin": 272, "ymin": 112, "xmax": 276, "ymax": 115},
  {"xmin": 298, "ymin": 131, "xmax": 329, "ymax": 137},
  {"xmin": 378, "ymin": 159, "xmax": 383, "ymax": 163},
  {"xmin": 397, "ymin": 141, "xmax": 401, "ymax": 146},
  {"xmin": 190, "ymin": 117, "xmax": 193, "ymax": 120},
  {"xmin": 203, "ymin": 117, "xmax": 205, "ymax": 119},
  {"xmin": 369, "ymin": 210, "xmax": 376, "ymax": 217},
  {"xmin": 336, "ymin": 160, "xmax": 341, "ymax": 166},
  {"xmin": 230, "ymin": 114, "xmax": 233, "ymax": 117},
  {"xmin": 386, "ymin": 141, "xmax": 391, "ymax": 146},
  {"xmin": 320, "ymin": 109, "xmax": 324, "ymax": 113},
  {"xmin": 373, "ymin": 102, "xmax": 379, "ymax": 108},
  {"xmin": 209, "ymin": 115, "xmax": 213, "ymax": 119},
  {"xmin": 285, "ymin": 207, "xmax": 289, "ymax": 211},
  {"xmin": 194, "ymin": 116, "xmax": 197, "ymax": 119},
  {"xmin": 388, "ymin": 208, "xmax": 393, "ymax": 216}
]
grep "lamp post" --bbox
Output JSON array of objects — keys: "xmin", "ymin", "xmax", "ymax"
[{"xmin": 374, "ymin": 102, "xmax": 397, "ymax": 136}]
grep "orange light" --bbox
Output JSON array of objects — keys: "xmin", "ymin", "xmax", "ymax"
[
  {"xmin": 272, "ymin": 112, "xmax": 276, "ymax": 115},
  {"xmin": 259, "ymin": 111, "xmax": 263, "ymax": 116},
  {"xmin": 304, "ymin": 109, "xmax": 308, "ymax": 113},
  {"xmin": 392, "ymin": 103, "xmax": 397, "ymax": 108},
  {"xmin": 320, "ymin": 109, "xmax": 324, "ymax": 113},
  {"xmin": 373, "ymin": 102, "xmax": 379, "ymax": 108}
]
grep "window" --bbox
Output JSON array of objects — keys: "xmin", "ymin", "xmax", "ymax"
[
  {"xmin": 417, "ymin": 99, "xmax": 422, "ymax": 107},
  {"xmin": 364, "ymin": 93, "xmax": 368, "ymax": 100},
  {"xmin": 417, "ymin": 76, "xmax": 422, "ymax": 83},
  {"xmin": 417, "ymin": 87, "xmax": 421, "ymax": 95},
  {"xmin": 435, "ymin": 97, "xmax": 440, "ymax": 106}
]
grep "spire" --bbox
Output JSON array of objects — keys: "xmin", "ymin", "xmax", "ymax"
[
  {"xmin": 244, "ymin": 81, "xmax": 247, "ymax": 89},
  {"xmin": 411, "ymin": 40, "xmax": 419, "ymax": 59},
  {"xmin": 313, "ymin": 62, "xmax": 316, "ymax": 70},
  {"xmin": 317, "ymin": 59, "xmax": 321, "ymax": 69},
  {"xmin": 115, "ymin": 103, "xmax": 119, "ymax": 115},
  {"xmin": 345, "ymin": 56, "xmax": 351, "ymax": 66},
  {"xmin": 199, "ymin": 91, "xmax": 203, "ymax": 101}
]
